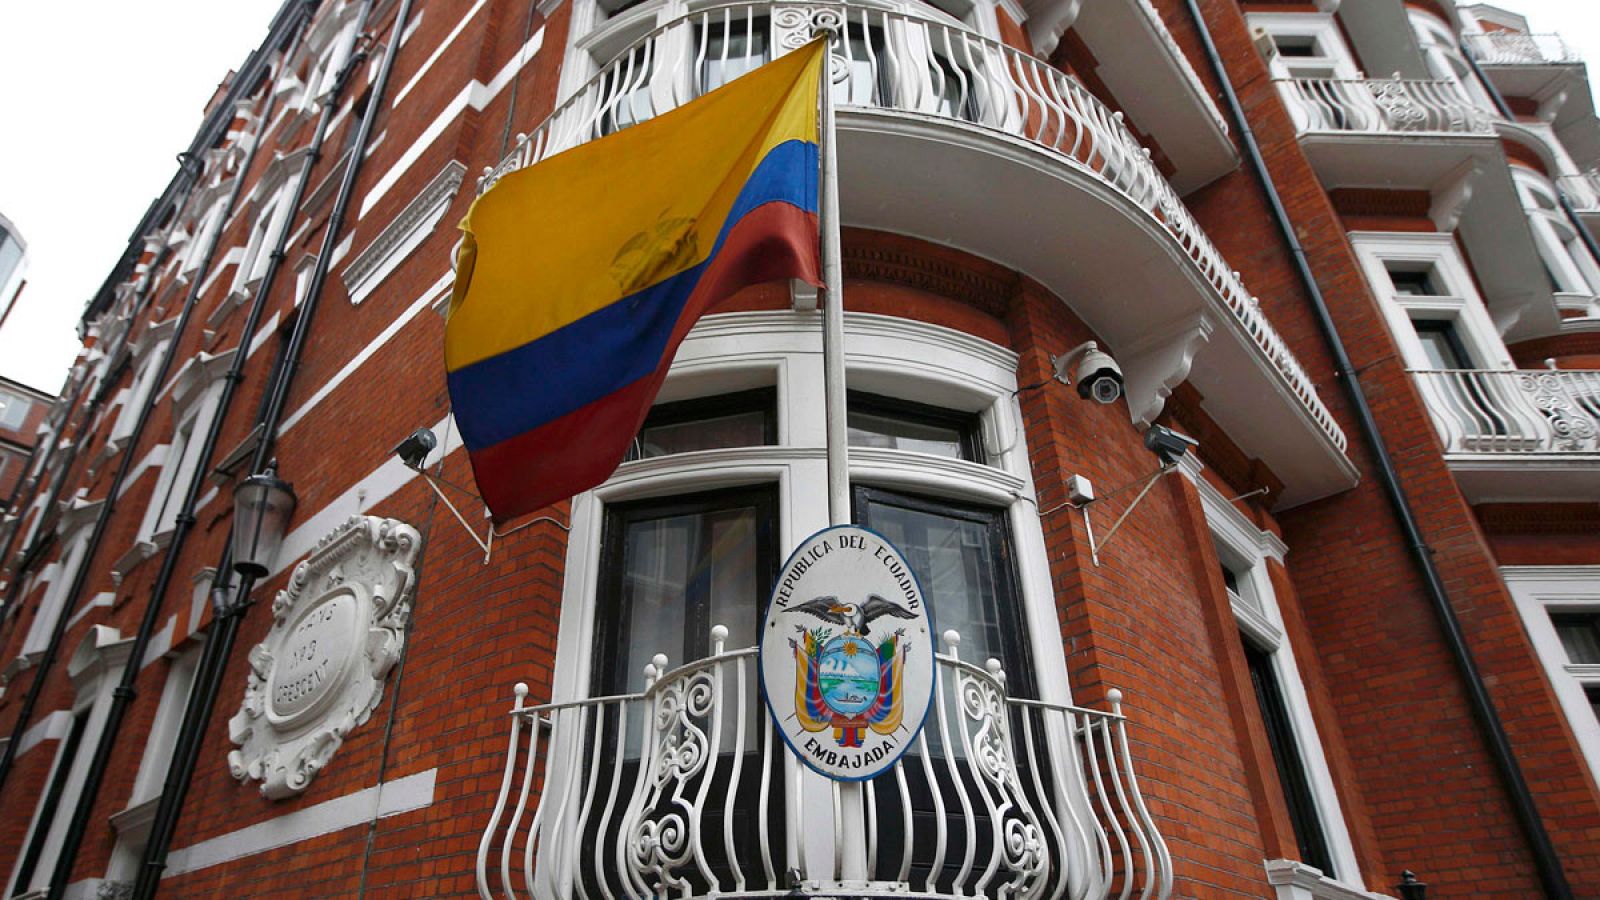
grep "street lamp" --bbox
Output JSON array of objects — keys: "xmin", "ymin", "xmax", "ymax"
[{"xmin": 232, "ymin": 461, "xmax": 296, "ymax": 579}]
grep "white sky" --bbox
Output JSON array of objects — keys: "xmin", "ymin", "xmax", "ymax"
[{"xmin": 0, "ymin": 1, "xmax": 1596, "ymax": 396}]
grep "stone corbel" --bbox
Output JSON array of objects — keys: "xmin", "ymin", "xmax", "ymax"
[
  {"xmin": 1314, "ymin": 0, "xmax": 1340, "ymax": 12},
  {"xmin": 1488, "ymin": 290, "xmax": 1534, "ymax": 337},
  {"xmin": 1118, "ymin": 312, "xmax": 1213, "ymax": 429},
  {"xmin": 1022, "ymin": 0, "xmax": 1084, "ymax": 60},
  {"xmin": 111, "ymin": 540, "xmax": 161, "ymax": 587},
  {"xmin": 1535, "ymin": 84, "xmax": 1569, "ymax": 125},
  {"xmin": 1429, "ymin": 161, "xmax": 1479, "ymax": 233}
]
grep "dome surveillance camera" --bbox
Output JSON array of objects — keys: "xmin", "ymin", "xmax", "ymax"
[
  {"xmin": 1074, "ymin": 348, "xmax": 1124, "ymax": 405},
  {"xmin": 1051, "ymin": 341, "xmax": 1124, "ymax": 405}
]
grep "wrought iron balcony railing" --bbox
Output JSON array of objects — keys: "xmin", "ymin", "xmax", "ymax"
[
  {"xmin": 1275, "ymin": 78, "xmax": 1495, "ymax": 137},
  {"xmin": 1411, "ymin": 368, "xmax": 1600, "ymax": 455},
  {"xmin": 1464, "ymin": 32, "xmax": 1583, "ymax": 67},
  {"xmin": 478, "ymin": 2, "xmax": 1347, "ymax": 455},
  {"xmin": 477, "ymin": 627, "xmax": 1173, "ymax": 899}
]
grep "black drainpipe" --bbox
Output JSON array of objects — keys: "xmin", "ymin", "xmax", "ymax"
[
  {"xmin": 132, "ymin": 0, "xmax": 413, "ymax": 892},
  {"xmin": 1461, "ymin": 45, "xmax": 1600, "ymax": 293},
  {"xmin": 1182, "ymin": 3, "xmax": 1570, "ymax": 897},
  {"xmin": 40, "ymin": 13, "xmax": 337, "ymax": 898}
]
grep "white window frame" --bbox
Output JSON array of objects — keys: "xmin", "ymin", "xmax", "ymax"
[
  {"xmin": 1408, "ymin": 9, "xmax": 1495, "ymax": 110},
  {"xmin": 18, "ymin": 528, "xmax": 92, "ymax": 661},
  {"xmin": 5, "ymin": 626, "xmax": 133, "ymax": 899},
  {"xmin": 1181, "ymin": 457, "xmax": 1363, "ymax": 889},
  {"xmin": 109, "ymin": 335, "xmax": 172, "ymax": 450},
  {"xmin": 1502, "ymin": 566, "xmax": 1600, "ymax": 781},
  {"xmin": 135, "ymin": 350, "xmax": 234, "ymax": 546},
  {"xmin": 1349, "ymin": 231, "xmax": 1514, "ymax": 371},
  {"xmin": 1248, "ymin": 12, "xmax": 1361, "ymax": 80},
  {"xmin": 1512, "ymin": 167, "xmax": 1600, "ymax": 309},
  {"xmin": 0, "ymin": 389, "xmax": 30, "ymax": 431},
  {"xmin": 547, "ymin": 310, "xmax": 1077, "ymax": 875},
  {"xmin": 233, "ymin": 183, "xmax": 295, "ymax": 295}
]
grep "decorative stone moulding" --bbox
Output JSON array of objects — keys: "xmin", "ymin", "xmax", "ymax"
[{"xmin": 228, "ymin": 515, "xmax": 421, "ymax": 799}]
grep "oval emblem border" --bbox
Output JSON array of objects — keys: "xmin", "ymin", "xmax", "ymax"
[{"xmin": 759, "ymin": 524, "xmax": 935, "ymax": 783}]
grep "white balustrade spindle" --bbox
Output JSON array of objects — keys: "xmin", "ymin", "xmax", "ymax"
[{"xmin": 1410, "ymin": 369, "xmax": 1600, "ymax": 455}]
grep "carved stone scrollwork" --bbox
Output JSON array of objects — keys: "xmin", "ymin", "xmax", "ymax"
[{"xmin": 227, "ymin": 515, "xmax": 421, "ymax": 799}]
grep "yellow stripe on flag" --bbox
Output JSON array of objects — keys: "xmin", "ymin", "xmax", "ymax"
[{"xmin": 445, "ymin": 39, "xmax": 825, "ymax": 372}]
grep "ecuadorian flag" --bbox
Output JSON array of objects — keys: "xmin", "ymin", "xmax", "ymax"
[{"xmin": 446, "ymin": 41, "xmax": 826, "ymax": 522}]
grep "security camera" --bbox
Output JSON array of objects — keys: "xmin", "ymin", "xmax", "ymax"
[
  {"xmin": 392, "ymin": 427, "xmax": 437, "ymax": 470},
  {"xmin": 1143, "ymin": 424, "xmax": 1198, "ymax": 466},
  {"xmin": 1052, "ymin": 341, "xmax": 1124, "ymax": 405}
]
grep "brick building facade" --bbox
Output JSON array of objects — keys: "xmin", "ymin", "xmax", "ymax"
[{"xmin": 1, "ymin": 0, "xmax": 1598, "ymax": 897}]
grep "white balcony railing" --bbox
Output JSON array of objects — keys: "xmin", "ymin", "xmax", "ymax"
[
  {"xmin": 1558, "ymin": 171, "xmax": 1600, "ymax": 212},
  {"xmin": 477, "ymin": 627, "xmax": 1173, "ymax": 899},
  {"xmin": 478, "ymin": 2, "xmax": 1347, "ymax": 454},
  {"xmin": 1464, "ymin": 32, "xmax": 1582, "ymax": 67},
  {"xmin": 1276, "ymin": 78, "xmax": 1495, "ymax": 137},
  {"xmin": 1411, "ymin": 368, "xmax": 1600, "ymax": 455}
]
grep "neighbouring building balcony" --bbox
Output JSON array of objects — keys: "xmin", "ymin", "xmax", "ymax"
[
  {"xmin": 477, "ymin": 628, "xmax": 1172, "ymax": 899},
  {"xmin": 1464, "ymin": 32, "xmax": 1583, "ymax": 68},
  {"xmin": 1559, "ymin": 171, "xmax": 1600, "ymax": 245},
  {"xmin": 483, "ymin": 2, "xmax": 1360, "ymax": 506},
  {"xmin": 1411, "ymin": 368, "xmax": 1600, "ymax": 500},
  {"xmin": 1275, "ymin": 77, "xmax": 1494, "ymax": 140}
]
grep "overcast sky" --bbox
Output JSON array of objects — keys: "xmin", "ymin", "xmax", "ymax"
[{"xmin": 0, "ymin": 1, "xmax": 1596, "ymax": 395}]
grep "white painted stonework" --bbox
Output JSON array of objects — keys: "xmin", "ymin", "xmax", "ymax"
[{"xmin": 227, "ymin": 515, "xmax": 421, "ymax": 799}]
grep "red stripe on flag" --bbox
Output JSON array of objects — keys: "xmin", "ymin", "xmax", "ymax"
[{"xmin": 467, "ymin": 202, "xmax": 820, "ymax": 520}]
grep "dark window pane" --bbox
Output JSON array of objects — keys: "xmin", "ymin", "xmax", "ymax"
[
  {"xmin": 1388, "ymin": 267, "xmax": 1442, "ymax": 296},
  {"xmin": 625, "ymin": 388, "xmax": 775, "ymax": 461},
  {"xmin": 846, "ymin": 392, "xmax": 981, "ymax": 462},
  {"xmin": 1586, "ymin": 686, "xmax": 1600, "ymax": 725},
  {"xmin": 1412, "ymin": 319, "xmax": 1472, "ymax": 369},
  {"xmin": 1243, "ymin": 637, "xmax": 1336, "ymax": 877},
  {"xmin": 1273, "ymin": 35, "xmax": 1319, "ymax": 57},
  {"xmin": 854, "ymin": 487, "xmax": 1026, "ymax": 690},
  {"xmin": 698, "ymin": 17, "xmax": 770, "ymax": 92},
  {"xmin": 1553, "ymin": 613, "xmax": 1600, "ymax": 665}
]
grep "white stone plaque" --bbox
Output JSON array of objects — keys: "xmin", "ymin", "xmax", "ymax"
[
  {"xmin": 228, "ymin": 515, "xmax": 420, "ymax": 799},
  {"xmin": 760, "ymin": 525, "xmax": 934, "ymax": 781}
]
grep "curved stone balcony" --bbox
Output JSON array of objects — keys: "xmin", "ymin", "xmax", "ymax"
[
  {"xmin": 480, "ymin": 2, "xmax": 1357, "ymax": 504},
  {"xmin": 476, "ymin": 627, "xmax": 1173, "ymax": 899}
]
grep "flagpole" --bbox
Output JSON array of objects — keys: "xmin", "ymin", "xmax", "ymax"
[
  {"xmin": 816, "ymin": 31, "xmax": 870, "ymax": 885},
  {"xmin": 820, "ymin": 38, "xmax": 850, "ymax": 530}
]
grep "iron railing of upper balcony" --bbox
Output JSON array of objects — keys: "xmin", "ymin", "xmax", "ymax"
[
  {"xmin": 1558, "ymin": 171, "xmax": 1600, "ymax": 212},
  {"xmin": 1275, "ymin": 77, "xmax": 1496, "ymax": 137},
  {"xmin": 476, "ymin": 2, "xmax": 1347, "ymax": 454},
  {"xmin": 1410, "ymin": 368, "xmax": 1600, "ymax": 455},
  {"xmin": 477, "ymin": 626, "xmax": 1173, "ymax": 900},
  {"xmin": 1464, "ymin": 32, "xmax": 1583, "ymax": 67}
]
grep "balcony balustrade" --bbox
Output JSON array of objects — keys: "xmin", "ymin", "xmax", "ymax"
[
  {"xmin": 1275, "ymin": 77, "xmax": 1495, "ymax": 137},
  {"xmin": 477, "ymin": 627, "xmax": 1173, "ymax": 899},
  {"xmin": 478, "ymin": 2, "xmax": 1347, "ymax": 457},
  {"xmin": 1464, "ymin": 32, "xmax": 1582, "ymax": 67},
  {"xmin": 1411, "ymin": 368, "xmax": 1600, "ymax": 456},
  {"xmin": 1559, "ymin": 170, "xmax": 1600, "ymax": 212}
]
